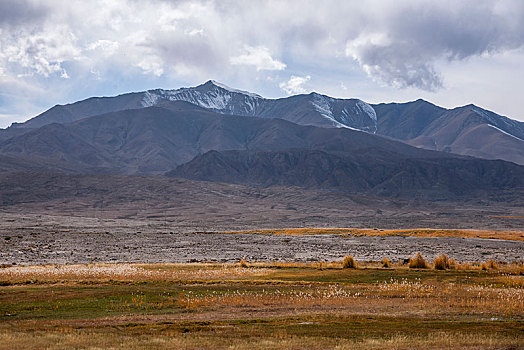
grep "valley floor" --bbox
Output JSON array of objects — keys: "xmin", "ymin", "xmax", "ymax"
[
  {"xmin": 1, "ymin": 174, "xmax": 523, "ymax": 348},
  {"xmin": 1, "ymin": 262, "xmax": 523, "ymax": 349},
  {"xmin": 1, "ymin": 216, "xmax": 524, "ymax": 265}
]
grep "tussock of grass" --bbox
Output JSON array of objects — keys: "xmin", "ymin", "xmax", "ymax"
[
  {"xmin": 342, "ymin": 256, "xmax": 357, "ymax": 269},
  {"xmin": 488, "ymin": 258, "xmax": 498, "ymax": 270},
  {"xmin": 240, "ymin": 258, "xmax": 248, "ymax": 268},
  {"xmin": 433, "ymin": 254, "xmax": 451, "ymax": 270},
  {"xmin": 409, "ymin": 253, "xmax": 428, "ymax": 269}
]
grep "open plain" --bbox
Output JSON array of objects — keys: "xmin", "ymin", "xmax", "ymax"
[{"xmin": 1, "ymin": 173, "xmax": 523, "ymax": 349}]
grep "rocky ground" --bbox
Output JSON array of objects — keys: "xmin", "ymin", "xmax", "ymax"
[
  {"xmin": 1, "ymin": 173, "xmax": 523, "ymax": 265},
  {"xmin": 1, "ymin": 212, "xmax": 523, "ymax": 265}
]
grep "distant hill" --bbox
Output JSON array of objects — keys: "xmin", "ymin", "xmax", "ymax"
[{"xmin": 167, "ymin": 149, "xmax": 524, "ymax": 200}]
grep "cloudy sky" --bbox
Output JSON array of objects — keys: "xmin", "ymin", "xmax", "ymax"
[{"xmin": 1, "ymin": 0, "xmax": 524, "ymax": 127}]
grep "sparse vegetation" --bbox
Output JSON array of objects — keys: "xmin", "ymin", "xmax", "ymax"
[
  {"xmin": 433, "ymin": 254, "xmax": 451, "ymax": 270},
  {"xmin": 1, "ymin": 261, "xmax": 523, "ymax": 349},
  {"xmin": 488, "ymin": 258, "xmax": 498, "ymax": 270},
  {"xmin": 342, "ymin": 256, "xmax": 357, "ymax": 269},
  {"xmin": 409, "ymin": 253, "xmax": 428, "ymax": 269},
  {"xmin": 222, "ymin": 228, "xmax": 524, "ymax": 241}
]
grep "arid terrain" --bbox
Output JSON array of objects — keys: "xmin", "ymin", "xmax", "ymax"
[
  {"xmin": 1, "ymin": 212, "xmax": 523, "ymax": 265},
  {"xmin": 1, "ymin": 174, "xmax": 523, "ymax": 349},
  {"xmin": 1, "ymin": 173, "xmax": 523, "ymax": 266}
]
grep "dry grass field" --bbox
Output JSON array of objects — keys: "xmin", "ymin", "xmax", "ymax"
[
  {"xmin": 1, "ymin": 259, "xmax": 523, "ymax": 349},
  {"xmin": 221, "ymin": 228, "xmax": 524, "ymax": 241}
]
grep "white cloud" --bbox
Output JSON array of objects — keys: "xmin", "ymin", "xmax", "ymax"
[
  {"xmin": 185, "ymin": 28, "xmax": 204, "ymax": 37},
  {"xmin": 279, "ymin": 75, "xmax": 311, "ymax": 95},
  {"xmin": 230, "ymin": 46, "xmax": 286, "ymax": 71},
  {"xmin": 86, "ymin": 40, "xmax": 120, "ymax": 55}
]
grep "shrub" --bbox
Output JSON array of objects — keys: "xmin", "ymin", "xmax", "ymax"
[
  {"xmin": 488, "ymin": 258, "xmax": 498, "ymax": 270},
  {"xmin": 449, "ymin": 259, "xmax": 456, "ymax": 269},
  {"xmin": 381, "ymin": 257, "xmax": 391, "ymax": 268},
  {"xmin": 459, "ymin": 262, "xmax": 472, "ymax": 270},
  {"xmin": 409, "ymin": 253, "xmax": 428, "ymax": 269},
  {"xmin": 239, "ymin": 258, "xmax": 248, "ymax": 268},
  {"xmin": 433, "ymin": 254, "xmax": 450, "ymax": 270},
  {"xmin": 342, "ymin": 256, "xmax": 357, "ymax": 269},
  {"xmin": 481, "ymin": 263, "xmax": 488, "ymax": 271}
]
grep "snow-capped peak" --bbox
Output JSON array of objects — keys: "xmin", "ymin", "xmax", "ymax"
[
  {"xmin": 206, "ymin": 80, "xmax": 262, "ymax": 98},
  {"xmin": 139, "ymin": 80, "xmax": 378, "ymax": 132}
]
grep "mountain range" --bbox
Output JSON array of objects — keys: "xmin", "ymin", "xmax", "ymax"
[
  {"xmin": 6, "ymin": 80, "xmax": 523, "ymax": 165},
  {"xmin": 0, "ymin": 80, "xmax": 523, "ymax": 200}
]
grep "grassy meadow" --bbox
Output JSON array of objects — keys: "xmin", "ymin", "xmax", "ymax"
[{"xmin": 0, "ymin": 258, "xmax": 523, "ymax": 349}]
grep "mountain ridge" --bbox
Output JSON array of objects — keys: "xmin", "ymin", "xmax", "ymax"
[{"xmin": 2, "ymin": 80, "xmax": 523, "ymax": 165}]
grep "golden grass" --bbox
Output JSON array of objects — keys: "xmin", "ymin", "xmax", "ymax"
[
  {"xmin": 1, "ymin": 262, "xmax": 524, "ymax": 349},
  {"xmin": 1, "ymin": 327, "xmax": 521, "ymax": 350},
  {"xmin": 409, "ymin": 253, "xmax": 428, "ymax": 269},
  {"xmin": 342, "ymin": 256, "xmax": 357, "ymax": 269},
  {"xmin": 0, "ymin": 263, "xmax": 271, "ymax": 283},
  {"xmin": 433, "ymin": 254, "xmax": 452, "ymax": 270},
  {"xmin": 220, "ymin": 227, "xmax": 524, "ymax": 241}
]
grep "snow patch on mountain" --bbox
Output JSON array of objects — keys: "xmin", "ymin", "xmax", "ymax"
[
  {"xmin": 310, "ymin": 94, "xmax": 352, "ymax": 128},
  {"xmin": 356, "ymin": 100, "xmax": 377, "ymax": 121},
  {"xmin": 487, "ymin": 124, "xmax": 524, "ymax": 142},
  {"xmin": 472, "ymin": 106, "xmax": 523, "ymax": 140},
  {"xmin": 140, "ymin": 81, "xmax": 379, "ymax": 132},
  {"xmin": 209, "ymin": 80, "xmax": 262, "ymax": 98},
  {"xmin": 311, "ymin": 94, "xmax": 334, "ymax": 120},
  {"xmin": 141, "ymin": 91, "xmax": 162, "ymax": 107}
]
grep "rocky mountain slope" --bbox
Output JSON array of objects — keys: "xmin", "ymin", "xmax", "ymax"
[
  {"xmin": 5, "ymin": 80, "xmax": 522, "ymax": 164},
  {"xmin": 167, "ymin": 149, "xmax": 524, "ymax": 199},
  {"xmin": 10, "ymin": 80, "xmax": 377, "ymax": 131},
  {"xmin": 0, "ymin": 99, "xmax": 522, "ymax": 199},
  {"xmin": 373, "ymin": 100, "xmax": 524, "ymax": 164},
  {"xmin": 0, "ymin": 101, "xmax": 430, "ymax": 174}
]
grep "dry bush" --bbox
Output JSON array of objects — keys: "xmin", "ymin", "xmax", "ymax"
[
  {"xmin": 342, "ymin": 256, "xmax": 357, "ymax": 269},
  {"xmin": 449, "ymin": 258, "xmax": 456, "ymax": 269},
  {"xmin": 454, "ymin": 262, "xmax": 465, "ymax": 270},
  {"xmin": 488, "ymin": 258, "xmax": 498, "ymax": 270},
  {"xmin": 381, "ymin": 258, "xmax": 391, "ymax": 268},
  {"xmin": 433, "ymin": 254, "xmax": 450, "ymax": 270},
  {"xmin": 409, "ymin": 253, "xmax": 428, "ymax": 269},
  {"xmin": 481, "ymin": 263, "xmax": 488, "ymax": 271},
  {"xmin": 239, "ymin": 258, "xmax": 248, "ymax": 268}
]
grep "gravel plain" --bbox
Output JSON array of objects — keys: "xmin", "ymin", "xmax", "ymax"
[{"xmin": 1, "ymin": 213, "xmax": 522, "ymax": 265}]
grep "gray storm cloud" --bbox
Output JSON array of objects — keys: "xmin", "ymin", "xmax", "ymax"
[
  {"xmin": 1, "ymin": 0, "xmax": 524, "ymax": 91},
  {"xmin": 343, "ymin": 1, "xmax": 524, "ymax": 90},
  {"xmin": 0, "ymin": 0, "xmax": 48, "ymax": 26}
]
